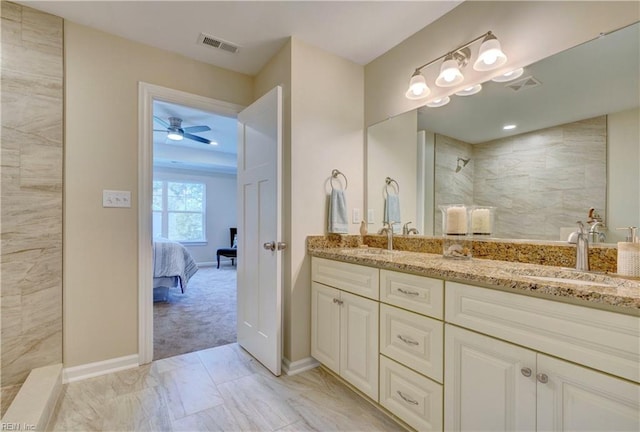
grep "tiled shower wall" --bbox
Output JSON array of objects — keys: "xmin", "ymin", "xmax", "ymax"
[
  {"xmin": 435, "ymin": 116, "xmax": 606, "ymax": 240},
  {"xmin": 1, "ymin": 1, "xmax": 63, "ymax": 389}
]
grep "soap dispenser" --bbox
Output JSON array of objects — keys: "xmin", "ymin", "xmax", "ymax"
[{"xmin": 616, "ymin": 227, "xmax": 639, "ymax": 276}]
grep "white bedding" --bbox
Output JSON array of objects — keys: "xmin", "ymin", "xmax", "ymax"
[{"xmin": 153, "ymin": 240, "xmax": 198, "ymax": 293}]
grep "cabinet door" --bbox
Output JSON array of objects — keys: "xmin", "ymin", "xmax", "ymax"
[
  {"xmin": 311, "ymin": 282, "xmax": 340, "ymax": 374},
  {"xmin": 340, "ymin": 291, "xmax": 379, "ymax": 400},
  {"xmin": 537, "ymin": 354, "xmax": 640, "ymax": 432},
  {"xmin": 444, "ymin": 324, "xmax": 536, "ymax": 432}
]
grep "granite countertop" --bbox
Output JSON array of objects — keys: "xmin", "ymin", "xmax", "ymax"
[{"xmin": 308, "ymin": 247, "xmax": 640, "ymax": 315}]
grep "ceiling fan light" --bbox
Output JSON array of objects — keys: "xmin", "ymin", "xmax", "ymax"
[
  {"xmin": 425, "ymin": 96, "xmax": 451, "ymax": 108},
  {"xmin": 435, "ymin": 55, "xmax": 464, "ymax": 87},
  {"xmin": 455, "ymin": 83, "xmax": 482, "ymax": 96},
  {"xmin": 167, "ymin": 131, "xmax": 183, "ymax": 141},
  {"xmin": 491, "ymin": 67, "xmax": 524, "ymax": 82},
  {"xmin": 474, "ymin": 33, "xmax": 507, "ymax": 71},
  {"xmin": 405, "ymin": 71, "xmax": 431, "ymax": 100}
]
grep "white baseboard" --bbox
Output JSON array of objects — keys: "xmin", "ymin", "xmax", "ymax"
[
  {"xmin": 63, "ymin": 354, "xmax": 139, "ymax": 384},
  {"xmin": 197, "ymin": 261, "xmax": 217, "ymax": 267},
  {"xmin": 282, "ymin": 356, "xmax": 320, "ymax": 376}
]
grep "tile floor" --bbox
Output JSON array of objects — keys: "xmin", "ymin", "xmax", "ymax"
[{"xmin": 49, "ymin": 343, "xmax": 404, "ymax": 431}]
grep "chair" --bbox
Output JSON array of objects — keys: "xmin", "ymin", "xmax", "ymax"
[{"xmin": 216, "ymin": 227, "xmax": 237, "ymax": 268}]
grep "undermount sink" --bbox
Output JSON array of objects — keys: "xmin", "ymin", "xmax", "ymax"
[{"xmin": 526, "ymin": 275, "xmax": 616, "ymax": 288}]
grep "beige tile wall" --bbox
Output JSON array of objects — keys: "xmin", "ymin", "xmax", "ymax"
[{"xmin": 0, "ymin": 2, "xmax": 63, "ymax": 388}]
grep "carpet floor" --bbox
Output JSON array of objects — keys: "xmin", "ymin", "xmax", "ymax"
[{"xmin": 153, "ymin": 265, "xmax": 237, "ymax": 360}]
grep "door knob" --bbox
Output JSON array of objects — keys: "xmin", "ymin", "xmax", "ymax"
[
  {"xmin": 276, "ymin": 242, "xmax": 287, "ymax": 250},
  {"xmin": 263, "ymin": 241, "xmax": 276, "ymax": 251}
]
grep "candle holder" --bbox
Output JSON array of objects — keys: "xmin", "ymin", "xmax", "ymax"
[
  {"xmin": 439, "ymin": 204, "xmax": 472, "ymax": 259},
  {"xmin": 470, "ymin": 206, "xmax": 496, "ymax": 236}
]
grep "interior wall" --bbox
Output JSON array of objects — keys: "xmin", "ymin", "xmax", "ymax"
[
  {"xmin": 367, "ymin": 110, "xmax": 418, "ymax": 234},
  {"xmin": 607, "ymin": 107, "xmax": 640, "ymax": 243},
  {"xmin": 365, "ymin": 1, "xmax": 640, "ymax": 126},
  {"xmin": 0, "ymin": 2, "xmax": 63, "ymax": 388},
  {"xmin": 64, "ymin": 21, "xmax": 253, "ymax": 367},
  {"xmin": 152, "ymin": 167, "xmax": 237, "ymax": 264},
  {"xmin": 254, "ymin": 38, "xmax": 364, "ymax": 363}
]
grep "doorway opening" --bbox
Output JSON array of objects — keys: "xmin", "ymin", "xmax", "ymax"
[{"xmin": 138, "ymin": 83, "xmax": 244, "ymax": 364}]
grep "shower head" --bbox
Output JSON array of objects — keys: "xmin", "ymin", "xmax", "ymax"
[{"xmin": 455, "ymin": 157, "xmax": 470, "ymax": 173}]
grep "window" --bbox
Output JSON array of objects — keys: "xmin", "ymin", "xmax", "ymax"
[{"xmin": 153, "ymin": 181, "xmax": 206, "ymax": 242}]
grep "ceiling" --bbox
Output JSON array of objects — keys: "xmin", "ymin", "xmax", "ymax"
[{"xmin": 21, "ymin": 1, "xmax": 462, "ymax": 75}]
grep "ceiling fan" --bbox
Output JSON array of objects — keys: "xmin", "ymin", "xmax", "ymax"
[{"xmin": 153, "ymin": 116, "xmax": 213, "ymax": 144}]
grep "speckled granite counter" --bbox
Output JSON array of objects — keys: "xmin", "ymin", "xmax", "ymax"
[{"xmin": 308, "ymin": 246, "xmax": 640, "ymax": 316}]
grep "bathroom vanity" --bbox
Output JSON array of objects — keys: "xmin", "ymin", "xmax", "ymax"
[{"xmin": 308, "ymin": 246, "xmax": 639, "ymax": 432}]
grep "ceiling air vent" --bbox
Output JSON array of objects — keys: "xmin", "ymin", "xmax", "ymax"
[
  {"xmin": 506, "ymin": 76, "xmax": 541, "ymax": 92},
  {"xmin": 197, "ymin": 33, "xmax": 239, "ymax": 54}
]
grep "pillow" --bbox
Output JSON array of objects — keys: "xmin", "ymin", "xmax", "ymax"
[{"xmin": 232, "ymin": 234, "xmax": 238, "ymax": 248}]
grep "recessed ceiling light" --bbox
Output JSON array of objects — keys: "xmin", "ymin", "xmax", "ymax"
[
  {"xmin": 209, "ymin": 140, "xmax": 218, "ymax": 146},
  {"xmin": 503, "ymin": 124, "xmax": 517, "ymax": 130}
]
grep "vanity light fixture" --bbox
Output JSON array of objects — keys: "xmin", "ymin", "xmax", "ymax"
[
  {"xmin": 455, "ymin": 84, "xmax": 483, "ymax": 96},
  {"xmin": 503, "ymin": 124, "xmax": 517, "ymax": 130},
  {"xmin": 405, "ymin": 30, "xmax": 508, "ymax": 100},
  {"xmin": 425, "ymin": 96, "xmax": 451, "ymax": 108},
  {"xmin": 492, "ymin": 67, "xmax": 524, "ymax": 82}
]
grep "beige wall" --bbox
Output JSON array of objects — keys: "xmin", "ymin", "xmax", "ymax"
[
  {"xmin": 607, "ymin": 107, "xmax": 640, "ymax": 243},
  {"xmin": 64, "ymin": 22, "xmax": 253, "ymax": 367},
  {"xmin": 0, "ymin": 2, "xmax": 63, "ymax": 389},
  {"xmin": 365, "ymin": 1, "xmax": 640, "ymax": 126},
  {"xmin": 255, "ymin": 38, "xmax": 364, "ymax": 362}
]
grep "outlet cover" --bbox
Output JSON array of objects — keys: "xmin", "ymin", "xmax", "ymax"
[
  {"xmin": 352, "ymin": 208, "xmax": 361, "ymax": 224},
  {"xmin": 368, "ymin": 209, "xmax": 375, "ymax": 223}
]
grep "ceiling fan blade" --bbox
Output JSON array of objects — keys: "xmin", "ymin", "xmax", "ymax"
[
  {"xmin": 153, "ymin": 116, "xmax": 170, "ymax": 128},
  {"xmin": 153, "ymin": 129, "xmax": 167, "ymax": 132},
  {"xmin": 183, "ymin": 125, "xmax": 211, "ymax": 133},
  {"xmin": 183, "ymin": 132, "xmax": 211, "ymax": 144}
]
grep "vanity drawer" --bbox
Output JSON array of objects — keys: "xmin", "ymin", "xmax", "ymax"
[
  {"xmin": 311, "ymin": 257, "xmax": 379, "ymax": 300},
  {"xmin": 445, "ymin": 281, "xmax": 640, "ymax": 383},
  {"xmin": 380, "ymin": 355, "xmax": 443, "ymax": 432},
  {"xmin": 380, "ymin": 304, "xmax": 443, "ymax": 382},
  {"xmin": 380, "ymin": 270, "xmax": 443, "ymax": 319}
]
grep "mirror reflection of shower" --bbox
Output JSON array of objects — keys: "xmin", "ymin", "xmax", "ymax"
[{"xmin": 455, "ymin": 157, "xmax": 470, "ymax": 173}]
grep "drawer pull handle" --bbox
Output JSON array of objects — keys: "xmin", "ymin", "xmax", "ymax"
[
  {"xmin": 521, "ymin": 367, "xmax": 532, "ymax": 377},
  {"xmin": 397, "ymin": 288, "xmax": 420, "ymax": 296},
  {"xmin": 397, "ymin": 391, "xmax": 419, "ymax": 405},
  {"xmin": 397, "ymin": 335, "xmax": 419, "ymax": 346},
  {"xmin": 332, "ymin": 298, "xmax": 343, "ymax": 305},
  {"xmin": 536, "ymin": 373, "xmax": 549, "ymax": 384}
]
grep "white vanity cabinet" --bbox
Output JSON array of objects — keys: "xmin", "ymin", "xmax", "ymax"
[
  {"xmin": 445, "ymin": 281, "xmax": 640, "ymax": 432},
  {"xmin": 311, "ymin": 258, "xmax": 379, "ymax": 400}
]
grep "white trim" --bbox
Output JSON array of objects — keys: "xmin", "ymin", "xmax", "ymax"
[
  {"xmin": 63, "ymin": 354, "xmax": 139, "ymax": 383},
  {"xmin": 138, "ymin": 82, "xmax": 244, "ymax": 364},
  {"xmin": 282, "ymin": 356, "xmax": 320, "ymax": 376}
]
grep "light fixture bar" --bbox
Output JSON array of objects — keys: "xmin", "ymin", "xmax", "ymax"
[{"xmin": 412, "ymin": 31, "xmax": 493, "ymax": 74}]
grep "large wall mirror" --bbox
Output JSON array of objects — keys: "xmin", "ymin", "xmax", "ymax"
[{"xmin": 367, "ymin": 22, "xmax": 639, "ymax": 242}]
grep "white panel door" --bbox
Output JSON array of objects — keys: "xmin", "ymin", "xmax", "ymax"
[
  {"xmin": 311, "ymin": 282, "xmax": 340, "ymax": 374},
  {"xmin": 537, "ymin": 354, "xmax": 640, "ymax": 432},
  {"xmin": 340, "ymin": 291, "xmax": 379, "ymax": 400},
  {"xmin": 444, "ymin": 324, "xmax": 536, "ymax": 432},
  {"xmin": 236, "ymin": 86, "xmax": 283, "ymax": 376}
]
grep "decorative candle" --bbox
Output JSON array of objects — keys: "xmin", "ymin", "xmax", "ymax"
[
  {"xmin": 446, "ymin": 206, "xmax": 468, "ymax": 235},
  {"xmin": 471, "ymin": 208, "xmax": 491, "ymax": 234}
]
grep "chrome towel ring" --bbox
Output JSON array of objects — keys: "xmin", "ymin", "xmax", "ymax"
[
  {"xmin": 331, "ymin": 169, "xmax": 348, "ymax": 190},
  {"xmin": 384, "ymin": 177, "xmax": 399, "ymax": 197}
]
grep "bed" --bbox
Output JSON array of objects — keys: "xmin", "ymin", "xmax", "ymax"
[{"xmin": 153, "ymin": 239, "xmax": 198, "ymax": 301}]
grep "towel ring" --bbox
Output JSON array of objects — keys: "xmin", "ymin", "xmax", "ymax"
[
  {"xmin": 384, "ymin": 177, "xmax": 399, "ymax": 197},
  {"xmin": 331, "ymin": 169, "xmax": 348, "ymax": 190}
]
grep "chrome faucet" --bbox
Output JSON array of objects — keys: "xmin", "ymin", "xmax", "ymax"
[
  {"xmin": 378, "ymin": 221, "xmax": 398, "ymax": 250},
  {"xmin": 402, "ymin": 221, "xmax": 419, "ymax": 235},
  {"xmin": 588, "ymin": 221, "xmax": 606, "ymax": 243},
  {"xmin": 575, "ymin": 221, "xmax": 590, "ymax": 271}
]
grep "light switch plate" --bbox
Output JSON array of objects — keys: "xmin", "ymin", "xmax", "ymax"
[
  {"xmin": 352, "ymin": 208, "xmax": 361, "ymax": 224},
  {"xmin": 103, "ymin": 190, "xmax": 131, "ymax": 208},
  {"xmin": 368, "ymin": 209, "xmax": 375, "ymax": 223}
]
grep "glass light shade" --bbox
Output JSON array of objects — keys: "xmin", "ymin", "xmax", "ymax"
[
  {"xmin": 167, "ymin": 131, "xmax": 183, "ymax": 141},
  {"xmin": 474, "ymin": 36, "xmax": 507, "ymax": 71},
  {"xmin": 455, "ymin": 84, "xmax": 482, "ymax": 96},
  {"xmin": 491, "ymin": 67, "xmax": 524, "ymax": 82},
  {"xmin": 405, "ymin": 72, "xmax": 430, "ymax": 100},
  {"xmin": 435, "ymin": 57, "xmax": 464, "ymax": 87},
  {"xmin": 425, "ymin": 96, "xmax": 451, "ymax": 108}
]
